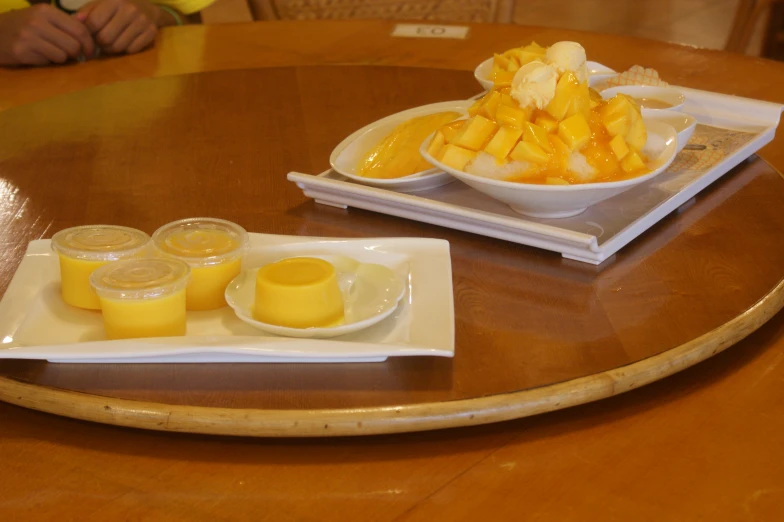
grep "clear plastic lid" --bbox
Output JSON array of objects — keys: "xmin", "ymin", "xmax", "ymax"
[
  {"xmin": 90, "ymin": 257, "xmax": 191, "ymax": 300},
  {"xmin": 152, "ymin": 218, "xmax": 248, "ymax": 267},
  {"xmin": 51, "ymin": 225, "xmax": 151, "ymax": 261}
]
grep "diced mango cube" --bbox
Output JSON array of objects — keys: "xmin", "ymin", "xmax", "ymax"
[
  {"xmin": 601, "ymin": 94, "xmax": 634, "ymax": 119},
  {"xmin": 506, "ymin": 60, "xmax": 521, "ymax": 73},
  {"xmin": 603, "ymin": 111, "xmax": 631, "ymax": 138},
  {"xmin": 589, "ymin": 88, "xmax": 603, "ymax": 104},
  {"xmin": 534, "ymin": 113, "xmax": 559, "ymax": 133},
  {"xmin": 495, "ymin": 105, "xmax": 530, "ymax": 129},
  {"xmin": 440, "ymin": 144, "xmax": 477, "ymax": 171},
  {"xmin": 620, "ymin": 149, "xmax": 646, "ymax": 174},
  {"xmin": 484, "ymin": 126, "xmax": 523, "ymax": 160},
  {"xmin": 493, "ymin": 53, "xmax": 512, "ymax": 70},
  {"xmin": 510, "ymin": 141, "xmax": 550, "ymax": 164},
  {"xmin": 492, "ymin": 69, "xmax": 516, "ymax": 87},
  {"xmin": 523, "ymin": 122, "xmax": 553, "ymax": 152},
  {"xmin": 479, "ymin": 91, "xmax": 502, "ymax": 120},
  {"xmin": 545, "ymin": 177, "xmax": 570, "ymax": 185},
  {"xmin": 558, "ymin": 113, "xmax": 592, "ymax": 151},
  {"xmin": 441, "ymin": 120, "xmax": 465, "ymax": 143},
  {"xmin": 626, "ymin": 118, "xmax": 647, "ymax": 151},
  {"xmin": 601, "ymin": 94, "xmax": 642, "ymax": 139},
  {"xmin": 525, "ymin": 42, "xmax": 547, "ymax": 55},
  {"xmin": 469, "ymin": 90, "xmax": 502, "ymax": 119},
  {"xmin": 427, "ymin": 131, "xmax": 446, "ymax": 159},
  {"xmin": 509, "ymin": 49, "xmax": 543, "ymax": 67},
  {"xmin": 499, "ymin": 93, "xmax": 517, "ymax": 108},
  {"xmin": 452, "ymin": 115, "xmax": 498, "ymax": 151},
  {"xmin": 546, "ymin": 72, "xmax": 581, "ymax": 121},
  {"xmin": 565, "ymin": 81, "xmax": 591, "ymax": 119},
  {"xmin": 609, "ymin": 134, "xmax": 629, "ymax": 160},
  {"xmin": 548, "ymin": 135, "xmax": 572, "ymax": 164},
  {"xmin": 467, "ymin": 98, "xmax": 484, "ymax": 118}
]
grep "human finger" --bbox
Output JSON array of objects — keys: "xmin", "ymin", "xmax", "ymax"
[
  {"xmin": 47, "ymin": 8, "xmax": 96, "ymax": 57},
  {"xmin": 105, "ymin": 15, "xmax": 147, "ymax": 53},
  {"xmin": 125, "ymin": 24, "xmax": 156, "ymax": 54},
  {"xmin": 30, "ymin": 37, "xmax": 68, "ymax": 64}
]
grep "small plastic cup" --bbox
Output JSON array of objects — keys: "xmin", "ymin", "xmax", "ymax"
[
  {"xmin": 152, "ymin": 218, "xmax": 248, "ymax": 311},
  {"xmin": 90, "ymin": 257, "xmax": 190, "ymax": 340},
  {"xmin": 253, "ymin": 257, "xmax": 345, "ymax": 328},
  {"xmin": 51, "ymin": 225, "xmax": 151, "ymax": 310}
]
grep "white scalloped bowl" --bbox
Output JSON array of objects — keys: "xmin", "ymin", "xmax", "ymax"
[
  {"xmin": 474, "ymin": 58, "xmax": 616, "ymax": 90},
  {"xmin": 420, "ymin": 119, "xmax": 678, "ymax": 219}
]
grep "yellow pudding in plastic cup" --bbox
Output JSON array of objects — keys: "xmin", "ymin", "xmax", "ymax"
[
  {"xmin": 51, "ymin": 225, "xmax": 151, "ymax": 310},
  {"xmin": 152, "ymin": 218, "xmax": 248, "ymax": 311},
  {"xmin": 253, "ymin": 257, "xmax": 345, "ymax": 328},
  {"xmin": 90, "ymin": 257, "xmax": 190, "ymax": 340}
]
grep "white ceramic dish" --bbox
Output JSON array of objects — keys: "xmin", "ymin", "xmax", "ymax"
[
  {"xmin": 225, "ymin": 254, "xmax": 406, "ymax": 339},
  {"xmin": 644, "ymin": 111, "xmax": 697, "ymax": 154},
  {"xmin": 601, "ymin": 85, "xmax": 685, "ymax": 115},
  {"xmin": 329, "ymin": 100, "xmax": 470, "ymax": 192},
  {"xmin": 585, "ymin": 61, "xmax": 617, "ymax": 86},
  {"xmin": 0, "ymin": 235, "xmax": 454, "ymax": 363},
  {"xmin": 420, "ymin": 119, "xmax": 679, "ymax": 219},
  {"xmin": 291, "ymin": 87, "xmax": 783, "ymax": 263},
  {"xmin": 474, "ymin": 58, "xmax": 616, "ymax": 90}
]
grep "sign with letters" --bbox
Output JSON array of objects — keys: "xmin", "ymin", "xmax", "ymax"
[{"xmin": 391, "ymin": 24, "xmax": 470, "ymax": 39}]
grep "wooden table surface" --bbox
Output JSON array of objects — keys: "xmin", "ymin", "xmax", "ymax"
[{"xmin": 1, "ymin": 20, "xmax": 784, "ymax": 520}]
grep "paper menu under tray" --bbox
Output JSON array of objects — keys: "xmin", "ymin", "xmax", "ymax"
[{"xmin": 290, "ymin": 88, "xmax": 783, "ymax": 265}]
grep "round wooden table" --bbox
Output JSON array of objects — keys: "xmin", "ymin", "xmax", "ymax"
[{"xmin": 1, "ymin": 20, "xmax": 783, "ymax": 519}]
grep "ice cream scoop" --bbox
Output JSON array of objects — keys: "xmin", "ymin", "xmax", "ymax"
[
  {"xmin": 546, "ymin": 41, "xmax": 588, "ymax": 83},
  {"xmin": 510, "ymin": 60, "xmax": 559, "ymax": 110}
]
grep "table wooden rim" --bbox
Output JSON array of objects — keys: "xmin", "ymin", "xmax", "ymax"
[
  {"xmin": 2, "ymin": 21, "xmax": 784, "ymax": 437},
  {"xmin": 1, "ymin": 272, "xmax": 781, "ymax": 436}
]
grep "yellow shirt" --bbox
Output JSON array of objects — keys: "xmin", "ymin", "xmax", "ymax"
[{"xmin": 0, "ymin": 0, "xmax": 213, "ymax": 15}]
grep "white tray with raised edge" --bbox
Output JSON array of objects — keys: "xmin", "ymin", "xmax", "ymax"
[
  {"xmin": 0, "ymin": 234, "xmax": 454, "ymax": 363},
  {"xmin": 289, "ymin": 87, "xmax": 783, "ymax": 265}
]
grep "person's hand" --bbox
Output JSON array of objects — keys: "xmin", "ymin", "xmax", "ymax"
[
  {"xmin": 76, "ymin": 0, "xmax": 164, "ymax": 55},
  {"xmin": 0, "ymin": 5, "xmax": 95, "ymax": 66}
]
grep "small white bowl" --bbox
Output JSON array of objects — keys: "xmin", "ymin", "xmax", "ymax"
[
  {"xmin": 474, "ymin": 57, "xmax": 495, "ymax": 91},
  {"xmin": 330, "ymin": 101, "xmax": 470, "ymax": 193},
  {"xmin": 643, "ymin": 112, "xmax": 697, "ymax": 154},
  {"xmin": 601, "ymin": 85, "xmax": 685, "ymax": 114},
  {"xmin": 420, "ymin": 119, "xmax": 678, "ymax": 219},
  {"xmin": 585, "ymin": 61, "xmax": 617, "ymax": 86},
  {"xmin": 474, "ymin": 58, "xmax": 617, "ymax": 90},
  {"xmin": 225, "ymin": 254, "xmax": 406, "ymax": 339}
]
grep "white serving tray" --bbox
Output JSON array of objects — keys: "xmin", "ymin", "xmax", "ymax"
[
  {"xmin": 289, "ymin": 87, "xmax": 783, "ymax": 264},
  {"xmin": 0, "ymin": 234, "xmax": 454, "ymax": 363}
]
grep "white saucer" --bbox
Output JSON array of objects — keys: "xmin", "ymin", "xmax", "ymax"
[
  {"xmin": 225, "ymin": 254, "xmax": 407, "ymax": 339},
  {"xmin": 329, "ymin": 101, "xmax": 470, "ymax": 193}
]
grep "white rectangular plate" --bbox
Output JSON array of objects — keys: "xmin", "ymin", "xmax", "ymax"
[
  {"xmin": 0, "ymin": 234, "xmax": 454, "ymax": 363},
  {"xmin": 289, "ymin": 87, "xmax": 783, "ymax": 265}
]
